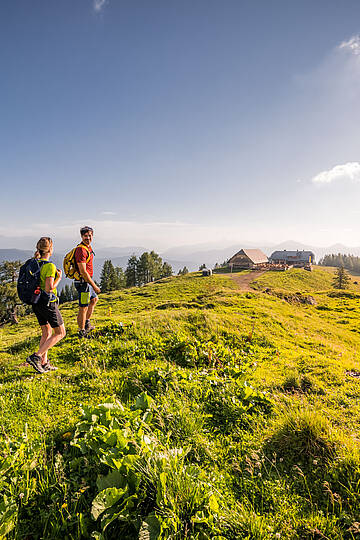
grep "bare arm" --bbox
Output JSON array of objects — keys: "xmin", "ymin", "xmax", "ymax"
[
  {"xmin": 77, "ymin": 262, "xmax": 101, "ymax": 294},
  {"xmin": 53, "ymin": 269, "xmax": 62, "ymax": 288},
  {"xmin": 45, "ymin": 276, "xmax": 55, "ymax": 294}
]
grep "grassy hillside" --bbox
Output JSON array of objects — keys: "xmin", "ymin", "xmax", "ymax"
[
  {"xmin": 252, "ymin": 266, "xmax": 360, "ymax": 293},
  {"xmin": 1, "ymin": 269, "xmax": 360, "ymax": 539}
]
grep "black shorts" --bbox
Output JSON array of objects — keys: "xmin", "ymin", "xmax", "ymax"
[{"xmin": 32, "ymin": 301, "xmax": 64, "ymax": 328}]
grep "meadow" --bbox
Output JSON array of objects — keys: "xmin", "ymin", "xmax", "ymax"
[{"xmin": 1, "ymin": 268, "xmax": 360, "ymax": 539}]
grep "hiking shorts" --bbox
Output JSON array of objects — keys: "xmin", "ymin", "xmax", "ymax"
[
  {"xmin": 74, "ymin": 282, "xmax": 98, "ymax": 307},
  {"xmin": 32, "ymin": 301, "xmax": 64, "ymax": 328}
]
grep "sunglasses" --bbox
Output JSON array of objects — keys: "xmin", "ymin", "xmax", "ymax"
[{"xmin": 80, "ymin": 227, "xmax": 94, "ymax": 235}]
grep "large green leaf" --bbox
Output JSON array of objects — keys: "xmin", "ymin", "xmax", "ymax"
[
  {"xmin": 96, "ymin": 469, "xmax": 125, "ymax": 492},
  {"xmin": 0, "ymin": 497, "xmax": 17, "ymax": 537},
  {"xmin": 138, "ymin": 514, "xmax": 161, "ymax": 540},
  {"xmin": 91, "ymin": 487, "xmax": 126, "ymax": 520},
  {"xmin": 135, "ymin": 392, "xmax": 154, "ymax": 411}
]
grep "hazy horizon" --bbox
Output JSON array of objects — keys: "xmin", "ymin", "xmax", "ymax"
[
  {"xmin": 1, "ymin": 231, "xmax": 360, "ymax": 255},
  {"xmin": 1, "ymin": 1, "xmax": 360, "ymax": 248}
]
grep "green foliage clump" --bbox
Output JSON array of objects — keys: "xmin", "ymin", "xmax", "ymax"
[
  {"xmin": 265, "ymin": 408, "xmax": 338, "ymax": 468},
  {"xmin": 0, "ymin": 397, "xmax": 234, "ymax": 539},
  {"xmin": 281, "ymin": 370, "xmax": 317, "ymax": 394}
]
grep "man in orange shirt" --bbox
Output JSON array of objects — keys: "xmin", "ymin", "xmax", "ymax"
[{"xmin": 74, "ymin": 226, "xmax": 101, "ymax": 337}]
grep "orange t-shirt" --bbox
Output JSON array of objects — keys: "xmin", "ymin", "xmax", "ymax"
[{"xmin": 74, "ymin": 244, "xmax": 94, "ymax": 277}]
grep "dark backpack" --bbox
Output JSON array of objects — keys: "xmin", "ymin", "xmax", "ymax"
[{"xmin": 17, "ymin": 259, "xmax": 50, "ymax": 305}]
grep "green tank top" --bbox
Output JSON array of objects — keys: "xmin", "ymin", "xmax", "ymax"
[{"xmin": 38, "ymin": 259, "xmax": 58, "ymax": 301}]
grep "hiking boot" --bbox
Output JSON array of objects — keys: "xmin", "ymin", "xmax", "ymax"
[
  {"xmin": 27, "ymin": 353, "xmax": 46, "ymax": 374},
  {"xmin": 85, "ymin": 320, "xmax": 95, "ymax": 333},
  {"xmin": 42, "ymin": 363, "xmax": 58, "ymax": 372}
]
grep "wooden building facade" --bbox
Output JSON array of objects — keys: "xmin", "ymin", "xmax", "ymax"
[
  {"xmin": 269, "ymin": 250, "xmax": 315, "ymax": 266},
  {"xmin": 228, "ymin": 249, "xmax": 268, "ymax": 270}
]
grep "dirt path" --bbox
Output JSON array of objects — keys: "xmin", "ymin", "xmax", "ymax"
[{"xmin": 219, "ymin": 271, "xmax": 266, "ymax": 291}]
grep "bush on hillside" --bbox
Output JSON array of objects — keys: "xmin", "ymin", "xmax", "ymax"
[{"xmin": 264, "ymin": 408, "xmax": 338, "ymax": 468}]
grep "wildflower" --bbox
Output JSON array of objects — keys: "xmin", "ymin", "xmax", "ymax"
[{"xmin": 61, "ymin": 503, "xmax": 67, "ymax": 509}]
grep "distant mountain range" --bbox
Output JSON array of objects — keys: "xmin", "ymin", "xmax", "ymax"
[
  {"xmin": 161, "ymin": 241, "xmax": 360, "ymax": 268},
  {"xmin": 2, "ymin": 241, "xmax": 360, "ymax": 291}
]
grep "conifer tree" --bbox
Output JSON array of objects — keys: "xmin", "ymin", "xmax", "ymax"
[
  {"xmin": 332, "ymin": 266, "xmax": 351, "ymax": 290},
  {"xmin": 100, "ymin": 260, "xmax": 118, "ymax": 292},
  {"xmin": 59, "ymin": 287, "xmax": 66, "ymax": 304},
  {"xmin": 114, "ymin": 266, "xmax": 126, "ymax": 289},
  {"xmin": 161, "ymin": 262, "xmax": 173, "ymax": 278},
  {"xmin": 125, "ymin": 255, "xmax": 138, "ymax": 287},
  {"xmin": 70, "ymin": 282, "xmax": 78, "ymax": 300},
  {"xmin": 137, "ymin": 252, "xmax": 151, "ymax": 286},
  {"xmin": 0, "ymin": 260, "xmax": 23, "ymax": 323},
  {"xmin": 149, "ymin": 251, "xmax": 164, "ymax": 280}
]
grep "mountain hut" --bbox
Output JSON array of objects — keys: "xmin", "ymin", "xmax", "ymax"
[
  {"xmin": 269, "ymin": 250, "xmax": 315, "ymax": 266},
  {"xmin": 227, "ymin": 249, "xmax": 268, "ymax": 270}
]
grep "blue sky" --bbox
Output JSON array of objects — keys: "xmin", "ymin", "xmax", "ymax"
[{"xmin": 1, "ymin": 0, "xmax": 360, "ymax": 250}]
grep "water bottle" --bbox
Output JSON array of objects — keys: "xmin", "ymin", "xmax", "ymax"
[{"xmin": 31, "ymin": 287, "xmax": 41, "ymax": 304}]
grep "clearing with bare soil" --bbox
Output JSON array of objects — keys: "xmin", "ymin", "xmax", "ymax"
[{"xmin": 222, "ymin": 270, "xmax": 266, "ymax": 291}]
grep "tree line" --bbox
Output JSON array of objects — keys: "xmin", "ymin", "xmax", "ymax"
[
  {"xmin": 0, "ymin": 251, "xmax": 174, "ymax": 323},
  {"xmin": 319, "ymin": 253, "xmax": 360, "ymax": 274},
  {"xmin": 124, "ymin": 251, "xmax": 172, "ymax": 287}
]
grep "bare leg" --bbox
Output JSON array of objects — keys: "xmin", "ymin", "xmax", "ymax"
[
  {"xmin": 39, "ymin": 324, "xmax": 52, "ymax": 365},
  {"xmin": 86, "ymin": 296, "xmax": 98, "ymax": 322},
  {"xmin": 77, "ymin": 306, "xmax": 88, "ymax": 330},
  {"xmin": 37, "ymin": 324, "xmax": 66, "ymax": 357}
]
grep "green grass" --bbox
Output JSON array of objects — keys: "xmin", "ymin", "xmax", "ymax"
[{"xmin": 1, "ymin": 269, "xmax": 360, "ymax": 538}]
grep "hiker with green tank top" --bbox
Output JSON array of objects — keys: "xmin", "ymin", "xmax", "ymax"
[{"xmin": 26, "ymin": 237, "xmax": 66, "ymax": 373}]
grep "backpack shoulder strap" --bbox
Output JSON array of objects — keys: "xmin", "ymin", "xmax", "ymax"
[
  {"xmin": 38, "ymin": 259, "xmax": 52, "ymax": 268},
  {"xmin": 77, "ymin": 243, "xmax": 92, "ymax": 263}
]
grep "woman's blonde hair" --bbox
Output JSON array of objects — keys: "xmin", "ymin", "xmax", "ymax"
[{"xmin": 34, "ymin": 237, "xmax": 53, "ymax": 259}]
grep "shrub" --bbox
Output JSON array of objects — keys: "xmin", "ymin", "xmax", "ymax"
[
  {"xmin": 281, "ymin": 371, "xmax": 317, "ymax": 394},
  {"xmin": 264, "ymin": 408, "xmax": 338, "ymax": 468}
]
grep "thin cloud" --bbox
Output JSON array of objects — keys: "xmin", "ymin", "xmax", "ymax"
[
  {"xmin": 93, "ymin": 0, "xmax": 107, "ymax": 12},
  {"xmin": 338, "ymin": 35, "xmax": 360, "ymax": 56},
  {"xmin": 101, "ymin": 211, "xmax": 117, "ymax": 216},
  {"xmin": 312, "ymin": 162, "xmax": 360, "ymax": 184}
]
